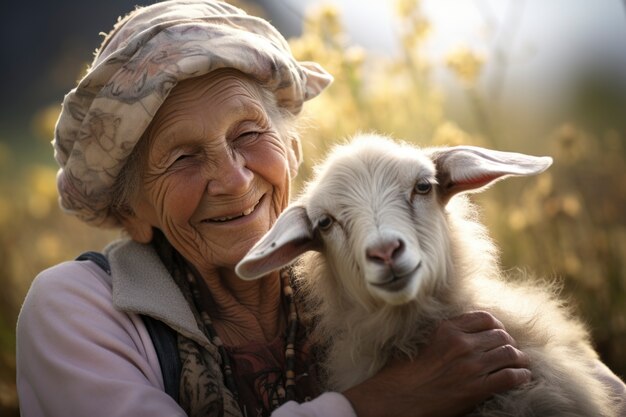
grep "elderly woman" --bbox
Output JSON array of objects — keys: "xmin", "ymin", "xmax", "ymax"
[{"xmin": 20, "ymin": 1, "xmax": 620, "ymax": 416}]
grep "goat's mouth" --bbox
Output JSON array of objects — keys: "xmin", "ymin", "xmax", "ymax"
[{"xmin": 369, "ymin": 261, "xmax": 422, "ymax": 292}]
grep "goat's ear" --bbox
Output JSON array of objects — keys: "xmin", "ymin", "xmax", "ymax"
[
  {"xmin": 236, "ymin": 204, "xmax": 318, "ymax": 280},
  {"xmin": 430, "ymin": 146, "xmax": 553, "ymax": 204}
]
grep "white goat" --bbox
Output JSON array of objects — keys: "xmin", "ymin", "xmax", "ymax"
[{"xmin": 236, "ymin": 134, "xmax": 620, "ymax": 416}]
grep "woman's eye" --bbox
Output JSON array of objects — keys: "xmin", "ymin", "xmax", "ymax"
[
  {"xmin": 238, "ymin": 131, "xmax": 260, "ymax": 142},
  {"xmin": 170, "ymin": 154, "xmax": 192, "ymax": 167},
  {"xmin": 166, "ymin": 152, "xmax": 195, "ymax": 170},
  {"xmin": 414, "ymin": 180, "xmax": 432, "ymax": 195},
  {"xmin": 318, "ymin": 215, "xmax": 333, "ymax": 231}
]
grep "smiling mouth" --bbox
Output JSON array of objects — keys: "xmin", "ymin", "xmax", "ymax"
[{"xmin": 206, "ymin": 197, "xmax": 262, "ymax": 223}]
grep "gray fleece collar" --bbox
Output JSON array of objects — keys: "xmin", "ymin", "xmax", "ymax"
[{"xmin": 105, "ymin": 238, "xmax": 212, "ymax": 349}]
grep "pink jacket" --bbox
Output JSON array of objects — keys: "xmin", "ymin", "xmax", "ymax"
[{"xmin": 16, "ymin": 239, "xmax": 356, "ymax": 417}]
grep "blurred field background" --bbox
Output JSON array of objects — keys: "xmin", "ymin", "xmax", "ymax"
[{"xmin": 1, "ymin": 0, "xmax": 625, "ymax": 415}]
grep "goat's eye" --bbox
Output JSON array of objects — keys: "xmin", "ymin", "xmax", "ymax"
[
  {"xmin": 414, "ymin": 180, "xmax": 432, "ymax": 195},
  {"xmin": 317, "ymin": 215, "xmax": 333, "ymax": 231}
]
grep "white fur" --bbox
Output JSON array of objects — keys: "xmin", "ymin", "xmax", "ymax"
[{"xmin": 237, "ymin": 134, "xmax": 621, "ymax": 416}]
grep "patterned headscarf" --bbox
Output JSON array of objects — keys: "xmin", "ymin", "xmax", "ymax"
[{"xmin": 53, "ymin": 0, "xmax": 332, "ymax": 228}]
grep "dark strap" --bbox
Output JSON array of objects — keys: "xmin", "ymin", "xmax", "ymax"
[
  {"xmin": 141, "ymin": 315, "xmax": 181, "ymax": 403},
  {"xmin": 76, "ymin": 251, "xmax": 181, "ymax": 402},
  {"xmin": 76, "ymin": 251, "xmax": 110, "ymax": 274}
]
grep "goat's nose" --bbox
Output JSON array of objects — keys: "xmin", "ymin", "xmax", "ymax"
[{"xmin": 366, "ymin": 239, "xmax": 404, "ymax": 265}]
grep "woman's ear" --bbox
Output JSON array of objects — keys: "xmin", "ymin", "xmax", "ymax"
[
  {"xmin": 118, "ymin": 212, "xmax": 154, "ymax": 243},
  {"xmin": 287, "ymin": 135, "xmax": 302, "ymax": 179}
]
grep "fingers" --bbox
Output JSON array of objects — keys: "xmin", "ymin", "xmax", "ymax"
[
  {"xmin": 454, "ymin": 311, "xmax": 527, "ymax": 367},
  {"xmin": 437, "ymin": 312, "xmax": 515, "ymax": 358},
  {"xmin": 355, "ymin": 311, "xmax": 533, "ymax": 417},
  {"xmin": 480, "ymin": 344, "xmax": 530, "ymax": 375},
  {"xmin": 476, "ymin": 328, "xmax": 518, "ymax": 350},
  {"xmin": 482, "ymin": 367, "xmax": 533, "ymax": 394},
  {"xmin": 438, "ymin": 311, "xmax": 532, "ymax": 382},
  {"xmin": 449, "ymin": 311, "xmax": 505, "ymax": 333}
]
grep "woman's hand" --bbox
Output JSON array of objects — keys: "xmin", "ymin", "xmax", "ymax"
[{"xmin": 343, "ymin": 311, "xmax": 531, "ymax": 417}]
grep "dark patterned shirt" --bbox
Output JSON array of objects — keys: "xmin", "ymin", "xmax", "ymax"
[{"xmin": 225, "ymin": 326, "xmax": 320, "ymax": 417}]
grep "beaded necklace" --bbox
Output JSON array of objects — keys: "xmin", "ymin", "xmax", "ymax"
[
  {"xmin": 151, "ymin": 230, "xmax": 302, "ymax": 414},
  {"xmin": 184, "ymin": 265, "xmax": 300, "ymax": 405}
]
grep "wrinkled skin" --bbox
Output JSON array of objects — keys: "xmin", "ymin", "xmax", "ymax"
[
  {"xmin": 122, "ymin": 69, "xmax": 299, "ymax": 345},
  {"xmin": 122, "ymin": 69, "xmax": 530, "ymax": 415}
]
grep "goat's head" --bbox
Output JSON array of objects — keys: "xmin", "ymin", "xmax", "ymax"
[{"xmin": 236, "ymin": 135, "xmax": 552, "ymax": 306}]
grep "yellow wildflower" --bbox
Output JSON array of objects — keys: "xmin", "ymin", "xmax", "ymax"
[{"xmin": 445, "ymin": 47, "xmax": 484, "ymax": 86}]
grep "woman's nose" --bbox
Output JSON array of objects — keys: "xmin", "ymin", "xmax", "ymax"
[{"xmin": 207, "ymin": 153, "xmax": 253, "ymax": 195}]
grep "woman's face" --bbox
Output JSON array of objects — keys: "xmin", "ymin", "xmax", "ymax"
[{"xmin": 126, "ymin": 70, "xmax": 297, "ymax": 271}]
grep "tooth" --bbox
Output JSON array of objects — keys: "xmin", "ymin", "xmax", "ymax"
[{"xmin": 209, "ymin": 199, "xmax": 260, "ymax": 222}]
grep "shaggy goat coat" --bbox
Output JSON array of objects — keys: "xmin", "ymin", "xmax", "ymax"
[{"xmin": 237, "ymin": 135, "xmax": 621, "ymax": 416}]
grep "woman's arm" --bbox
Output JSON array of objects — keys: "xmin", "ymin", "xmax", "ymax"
[
  {"xmin": 273, "ymin": 311, "xmax": 530, "ymax": 417},
  {"xmin": 343, "ymin": 311, "xmax": 531, "ymax": 417},
  {"xmin": 16, "ymin": 261, "xmax": 186, "ymax": 417}
]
